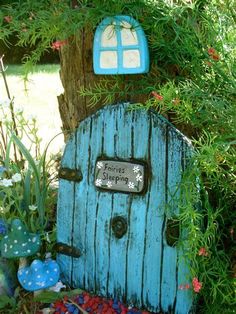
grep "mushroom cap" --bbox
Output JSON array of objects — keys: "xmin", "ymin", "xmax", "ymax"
[
  {"xmin": 17, "ymin": 259, "xmax": 60, "ymax": 291},
  {"xmin": 0, "ymin": 219, "xmax": 41, "ymax": 258}
]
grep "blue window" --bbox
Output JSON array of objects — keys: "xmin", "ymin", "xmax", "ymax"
[{"xmin": 93, "ymin": 15, "xmax": 150, "ymax": 75}]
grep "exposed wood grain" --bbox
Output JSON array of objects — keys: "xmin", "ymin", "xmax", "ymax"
[
  {"xmin": 175, "ymin": 141, "xmax": 193, "ymax": 314},
  {"xmin": 108, "ymin": 105, "xmax": 133, "ymax": 301},
  {"xmin": 57, "ymin": 135, "xmax": 76, "ymax": 284},
  {"xmin": 72, "ymin": 117, "xmax": 91, "ymax": 287},
  {"xmin": 161, "ymin": 127, "xmax": 182, "ymax": 311},
  {"xmin": 142, "ymin": 115, "xmax": 167, "ymax": 312},
  {"xmin": 83, "ymin": 113, "xmax": 103, "ymax": 291},
  {"xmin": 57, "ymin": 103, "xmax": 193, "ymax": 313},
  {"xmin": 94, "ymin": 108, "xmax": 115, "ymax": 295},
  {"xmin": 126, "ymin": 110, "xmax": 150, "ymax": 306}
]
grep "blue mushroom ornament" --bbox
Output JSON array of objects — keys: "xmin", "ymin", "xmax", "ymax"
[
  {"xmin": 0, "ymin": 218, "xmax": 60, "ymax": 293},
  {"xmin": 17, "ymin": 259, "xmax": 60, "ymax": 292},
  {"xmin": 0, "ymin": 218, "xmax": 41, "ymax": 258},
  {"xmin": 0, "ymin": 219, "xmax": 17, "ymax": 296}
]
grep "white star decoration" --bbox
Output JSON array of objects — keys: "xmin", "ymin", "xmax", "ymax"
[
  {"xmin": 95, "ymin": 179, "xmax": 102, "ymax": 187},
  {"xmin": 136, "ymin": 174, "xmax": 143, "ymax": 182},
  {"xmin": 128, "ymin": 182, "xmax": 135, "ymax": 189}
]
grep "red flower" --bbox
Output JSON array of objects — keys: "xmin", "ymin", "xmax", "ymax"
[
  {"xmin": 4, "ymin": 16, "xmax": 12, "ymax": 23},
  {"xmin": 51, "ymin": 40, "xmax": 67, "ymax": 50},
  {"xmin": 211, "ymin": 53, "xmax": 220, "ymax": 61},
  {"xmin": 208, "ymin": 47, "xmax": 216, "ymax": 55},
  {"xmin": 207, "ymin": 47, "xmax": 220, "ymax": 61},
  {"xmin": 192, "ymin": 277, "xmax": 202, "ymax": 293},
  {"xmin": 198, "ymin": 247, "xmax": 209, "ymax": 257},
  {"xmin": 151, "ymin": 91, "xmax": 163, "ymax": 101}
]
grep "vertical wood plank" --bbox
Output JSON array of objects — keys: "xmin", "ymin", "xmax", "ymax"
[
  {"xmin": 72, "ymin": 118, "xmax": 91, "ymax": 287},
  {"xmin": 57, "ymin": 103, "xmax": 193, "ymax": 313},
  {"xmin": 175, "ymin": 140, "xmax": 193, "ymax": 314},
  {"xmin": 142, "ymin": 115, "xmax": 167, "ymax": 312},
  {"xmin": 94, "ymin": 106, "xmax": 115, "ymax": 295},
  {"xmin": 57, "ymin": 135, "xmax": 76, "ymax": 285},
  {"xmin": 83, "ymin": 112, "xmax": 103, "ymax": 291},
  {"xmin": 108, "ymin": 104, "xmax": 133, "ymax": 301},
  {"xmin": 126, "ymin": 110, "xmax": 150, "ymax": 307},
  {"xmin": 161, "ymin": 127, "xmax": 182, "ymax": 312}
]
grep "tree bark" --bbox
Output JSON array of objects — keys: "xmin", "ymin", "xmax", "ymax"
[
  {"xmin": 57, "ymin": 28, "xmax": 101, "ymax": 138},
  {"xmin": 57, "ymin": 28, "xmax": 148, "ymax": 140}
]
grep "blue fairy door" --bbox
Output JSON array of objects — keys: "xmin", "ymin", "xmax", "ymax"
[{"xmin": 57, "ymin": 103, "xmax": 193, "ymax": 314}]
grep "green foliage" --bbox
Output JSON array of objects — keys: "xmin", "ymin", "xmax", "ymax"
[
  {"xmin": 0, "ymin": 295, "xmax": 15, "ymax": 310},
  {"xmin": 0, "ymin": 0, "xmax": 235, "ymax": 313},
  {"xmin": 0, "ymin": 98, "xmax": 59, "ymax": 245},
  {"xmin": 33, "ymin": 288, "xmax": 83, "ymax": 303}
]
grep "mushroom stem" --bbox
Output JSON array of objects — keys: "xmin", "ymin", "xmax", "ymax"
[{"xmin": 18, "ymin": 257, "xmax": 28, "ymax": 269}]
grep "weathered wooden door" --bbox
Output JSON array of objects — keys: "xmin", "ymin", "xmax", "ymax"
[{"xmin": 57, "ymin": 103, "xmax": 193, "ymax": 313}]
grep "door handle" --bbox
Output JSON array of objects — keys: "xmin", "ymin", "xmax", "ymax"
[{"xmin": 111, "ymin": 216, "xmax": 128, "ymax": 239}]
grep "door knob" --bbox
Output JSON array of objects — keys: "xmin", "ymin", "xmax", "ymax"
[{"xmin": 111, "ymin": 216, "xmax": 127, "ymax": 239}]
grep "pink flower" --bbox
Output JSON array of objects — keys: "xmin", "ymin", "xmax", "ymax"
[
  {"xmin": 198, "ymin": 247, "xmax": 209, "ymax": 257},
  {"xmin": 4, "ymin": 16, "xmax": 12, "ymax": 23},
  {"xmin": 151, "ymin": 91, "xmax": 163, "ymax": 101},
  {"xmin": 192, "ymin": 277, "xmax": 202, "ymax": 293},
  {"xmin": 51, "ymin": 40, "xmax": 67, "ymax": 51}
]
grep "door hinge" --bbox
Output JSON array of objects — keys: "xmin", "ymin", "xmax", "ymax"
[
  {"xmin": 59, "ymin": 167, "xmax": 82, "ymax": 182},
  {"xmin": 54, "ymin": 242, "xmax": 82, "ymax": 258}
]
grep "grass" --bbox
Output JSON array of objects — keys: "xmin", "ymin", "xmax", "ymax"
[
  {"xmin": 3, "ymin": 64, "xmax": 61, "ymax": 76},
  {"xmin": 0, "ymin": 64, "xmax": 64, "ymax": 154}
]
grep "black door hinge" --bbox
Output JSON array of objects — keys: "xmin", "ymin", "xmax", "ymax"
[
  {"xmin": 59, "ymin": 167, "xmax": 82, "ymax": 182},
  {"xmin": 54, "ymin": 242, "xmax": 82, "ymax": 258}
]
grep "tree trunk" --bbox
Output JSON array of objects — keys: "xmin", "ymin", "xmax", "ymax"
[
  {"xmin": 57, "ymin": 28, "xmax": 148, "ymax": 140},
  {"xmin": 57, "ymin": 28, "xmax": 100, "ymax": 138}
]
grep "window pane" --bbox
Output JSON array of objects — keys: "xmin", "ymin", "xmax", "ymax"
[
  {"xmin": 101, "ymin": 25, "xmax": 117, "ymax": 47},
  {"xmin": 100, "ymin": 51, "xmax": 118, "ymax": 69},
  {"xmin": 120, "ymin": 21, "xmax": 138, "ymax": 46},
  {"xmin": 123, "ymin": 50, "xmax": 140, "ymax": 68}
]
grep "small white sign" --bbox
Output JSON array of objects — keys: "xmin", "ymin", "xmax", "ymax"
[{"xmin": 94, "ymin": 160, "xmax": 145, "ymax": 193}]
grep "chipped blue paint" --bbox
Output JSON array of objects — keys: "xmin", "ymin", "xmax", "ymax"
[
  {"xmin": 142, "ymin": 117, "xmax": 167, "ymax": 311},
  {"xmin": 107, "ymin": 106, "xmax": 133, "ymax": 301},
  {"xmin": 57, "ymin": 103, "xmax": 193, "ymax": 313},
  {"xmin": 161, "ymin": 129, "xmax": 182, "ymax": 311}
]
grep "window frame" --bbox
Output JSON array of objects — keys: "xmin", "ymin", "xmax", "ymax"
[{"xmin": 93, "ymin": 15, "xmax": 150, "ymax": 75}]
